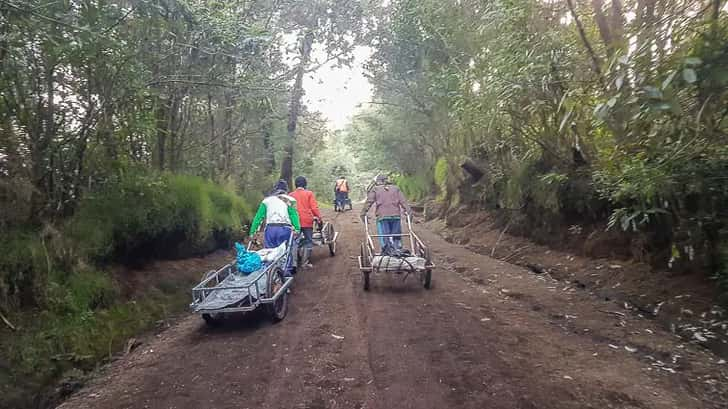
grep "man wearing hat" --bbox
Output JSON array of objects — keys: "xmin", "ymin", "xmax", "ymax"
[
  {"xmin": 360, "ymin": 174, "xmax": 412, "ymax": 249},
  {"xmin": 249, "ymin": 179, "xmax": 301, "ymax": 275}
]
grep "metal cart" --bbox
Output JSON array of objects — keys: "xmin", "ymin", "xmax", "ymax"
[
  {"xmin": 358, "ymin": 215, "xmax": 434, "ymax": 291},
  {"xmin": 190, "ymin": 235, "xmax": 294, "ymax": 326}
]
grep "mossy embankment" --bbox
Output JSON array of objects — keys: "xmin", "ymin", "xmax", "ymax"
[{"xmin": 0, "ymin": 172, "xmax": 254, "ymax": 409}]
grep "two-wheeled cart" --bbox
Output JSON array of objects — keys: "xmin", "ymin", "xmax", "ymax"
[
  {"xmin": 311, "ymin": 218, "xmax": 339, "ymax": 255},
  {"xmin": 334, "ymin": 196, "xmax": 352, "ymax": 212},
  {"xmin": 190, "ymin": 235, "xmax": 294, "ymax": 326},
  {"xmin": 358, "ymin": 215, "xmax": 434, "ymax": 291},
  {"xmin": 296, "ymin": 218, "xmax": 339, "ymax": 266}
]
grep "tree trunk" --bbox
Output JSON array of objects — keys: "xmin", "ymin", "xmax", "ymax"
[
  {"xmin": 635, "ymin": 0, "xmax": 655, "ymax": 85},
  {"xmin": 222, "ymin": 91, "xmax": 234, "ymax": 179},
  {"xmin": 166, "ymin": 93, "xmax": 182, "ymax": 172},
  {"xmin": 280, "ymin": 32, "xmax": 314, "ymax": 188},
  {"xmin": 712, "ymin": 0, "xmax": 722, "ymax": 22},
  {"xmin": 155, "ymin": 98, "xmax": 167, "ymax": 171},
  {"xmin": 29, "ymin": 62, "xmax": 55, "ymax": 222},
  {"xmin": 565, "ymin": 0, "xmax": 605, "ymax": 86},
  {"xmin": 590, "ymin": 0, "xmax": 614, "ymax": 58},
  {"xmin": 262, "ymin": 120, "xmax": 275, "ymax": 173},
  {"xmin": 207, "ymin": 93, "xmax": 216, "ymax": 179},
  {"xmin": 609, "ymin": 0, "xmax": 625, "ymax": 51}
]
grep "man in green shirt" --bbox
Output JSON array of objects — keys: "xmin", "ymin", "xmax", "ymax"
[{"xmin": 249, "ymin": 180, "xmax": 300, "ymax": 275}]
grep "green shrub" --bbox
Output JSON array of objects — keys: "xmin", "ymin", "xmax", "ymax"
[
  {"xmin": 502, "ymin": 159, "xmax": 535, "ymax": 210},
  {"xmin": 45, "ymin": 269, "xmax": 118, "ymax": 314},
  {"xmin": 2, "ymin": 280, "xmax": 193, "ymax": 409},
  {"xmin": 0, "ymin": 230, "xmax": 50, "ymax": 309},
  {"xmin": 532, "ymin": 172, "xmax": 567, "ymax": 214},
  {"xmin": 393, "ymin": 173, "xmax": 431, "ymax": 201},
  {"xmin": 434, "ymin": 157, "xmax": 448, "ymax": 198},
  {"xmin": 1, "ymin": 171, "xmax": 256, "ymax": 408},
  {"xmin": 68, "ymin": 171, "xmax": 252, "ymax": 261}
]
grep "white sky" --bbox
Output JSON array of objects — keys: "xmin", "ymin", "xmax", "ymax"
[{"xmin": 303, "ymin": 46, "xmax": 373, "ymax": 130}]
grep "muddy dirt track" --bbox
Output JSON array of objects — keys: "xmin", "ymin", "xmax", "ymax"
[{"xmin": 59, "ymin": 209, "xmax": 727, "ymax": 409}]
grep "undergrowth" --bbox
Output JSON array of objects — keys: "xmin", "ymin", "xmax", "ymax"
[
  {"xmin": 0, "ymin": 171, "xmax": 254, "ymax": 409},
  {"xmin": 68, "ymin": 172, "xmax": 252, "ymax": 262},
  {"xmin": 393, "ymin": 172, "xmax": 432, "ymax": 202}
]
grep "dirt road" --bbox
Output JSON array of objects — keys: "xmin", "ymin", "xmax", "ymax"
[{"xmin": 59, "ymin": 210, "xmax": 727, "ymax": 409}]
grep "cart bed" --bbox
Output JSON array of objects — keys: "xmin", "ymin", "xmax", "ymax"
[
  {"xmin": 371, "ymin": 255, "xmax": 427, "ymax": 271},
  {"xmin": 193, "ymin": 268, "xmax": 270, "ymax": 312}
]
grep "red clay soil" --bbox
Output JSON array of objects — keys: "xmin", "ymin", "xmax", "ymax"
[{"xmin": 58, "ymin": 210, "xmax": 727, "ymax": 409}]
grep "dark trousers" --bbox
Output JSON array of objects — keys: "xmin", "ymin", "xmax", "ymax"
[
  {"xmin": 300, "ymin": 227, "xmax": 313, "ymax": 249},
  {"xmin": 335, "ymin": 191, "xmax": 348, "ymax": 208}
]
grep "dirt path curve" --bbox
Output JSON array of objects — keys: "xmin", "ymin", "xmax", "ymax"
[{"xmin": 59, "ymin": 209, "xmax": 726, "ymax": 409}]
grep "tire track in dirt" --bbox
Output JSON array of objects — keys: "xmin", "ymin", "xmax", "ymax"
[{"xmin": 257, "ymin": 210, "xmax": 377, "ymax": 409}]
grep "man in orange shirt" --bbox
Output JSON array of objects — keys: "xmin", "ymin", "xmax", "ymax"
[
  {"xmin": 334, "ymin": 176, "xmax": 350, "ymax": 211},
  {"xmin": 289, "ymin": 176, "xmax": 322, "ymax": 268}
]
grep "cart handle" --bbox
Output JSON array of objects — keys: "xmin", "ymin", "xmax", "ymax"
[
  {"xmin": 363, "ymin": 213, "xmax": 415, "ymax": 251},
  {"xmin": 363, "ymin": 216, "xmax": 376, "ymax": 250},
  {"xmin": 405, "ymin": 213, "xmax": 415, "ymax": 251}
]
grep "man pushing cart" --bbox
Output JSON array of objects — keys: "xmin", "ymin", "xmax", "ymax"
[
  {"xmin": 360, "ymin": 174, "xmax": 411, "ymax": 250},
  {"xmin": 359, "ymin": 174, "xmax": 433, "ymax": 290},
  {"xmin": 189, "ymin": 180, "xmax": 300, "ymax": 326}
]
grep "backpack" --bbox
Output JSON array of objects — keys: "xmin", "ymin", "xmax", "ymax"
[{"xmin": 336, "ymin": 179, "xmax": 349, "ymax": 193}]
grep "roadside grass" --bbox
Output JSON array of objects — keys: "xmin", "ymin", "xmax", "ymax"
[{"xmin": 0, "ymin": 171, "xmax": 254, "ymax": 409}]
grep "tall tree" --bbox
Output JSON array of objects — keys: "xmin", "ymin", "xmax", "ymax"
[{"xmin": 277, "ymin": 0, "xmax": 366, "ymax": 187}]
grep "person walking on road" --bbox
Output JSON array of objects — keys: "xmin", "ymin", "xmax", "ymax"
[
  {"xmin": 289, "ymin": 176, "xmax": 322, "ymax": 269},
  {"xmin": 334, "ymin": 176, "xmax": 350, "ymax": 211},
  {"xmin": 249, "ymin": 179, "xmax": 301, "ymax": 276},
  {"xmin": 360, "ymin": 174, "xmax": 411, "ymax": 250}
]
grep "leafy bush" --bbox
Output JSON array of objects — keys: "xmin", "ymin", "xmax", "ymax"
[
  {"xmin": 393, "ymin": 173, "xmax": 431, "ymax": 201},
  {"xmin": 434, "ymin": 158, "xmax": 448, "ymax": 193},
  {"xmin": 0, "ymin": 230, "xmax": 50, "ymax": 309},
  {"xmin": 68, "ymin": 171, "xmax": 253, "ymax": 261},
  {"xmin": 0, "ymin": 171, "xmax": 255, "ymax": 408},
  {"xmin": 3, "ymin": 278, "xmax": 193, "ymax": 409}
]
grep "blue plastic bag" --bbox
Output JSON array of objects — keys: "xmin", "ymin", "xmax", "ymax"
[{"xmin": 234, "ymin": 242, "xmax": 262, "ymax": 275}]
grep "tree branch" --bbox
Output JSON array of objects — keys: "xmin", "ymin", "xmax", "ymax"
[
  {"xmin": 145, "ymin": 79, "xmax": 284, "ymax": 91},
  {"xmin": 565, "ymin": 0, "xmax": 606, "ymax": 87}
]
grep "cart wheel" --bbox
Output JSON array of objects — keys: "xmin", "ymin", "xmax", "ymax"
[
  {"xmin": 201, "ymin": 269, "xmax": 216, "ymax": 281},
  {"xmin": 423, "ymin": 269, "xmax": 432, "ymax": 289},
  {"xmin": 423, "ymin": 246, "xmax": 432, "ymax": 289},
  {"xmin": 202, "ymin": 313, "xmax": 222, "ymax": 327},
  {"xmin": 265, "ymin": 267, "xmax": 288, "ymax": 322},
  {"xmin": 360, "ymin": 242, "xmax": 371, "ymax": 291}
]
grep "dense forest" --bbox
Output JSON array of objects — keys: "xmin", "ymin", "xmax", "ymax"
[
  {"xmin": 347, "ymin": 0, "xmax": 728, "ymax": 282},
  {"xmin": 1, "ymin": 0, "xmax": 726, "ymax": 407},
  {"xmin": 0, "ymin": 0, "xmax": 366, "ymax": 406}
]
